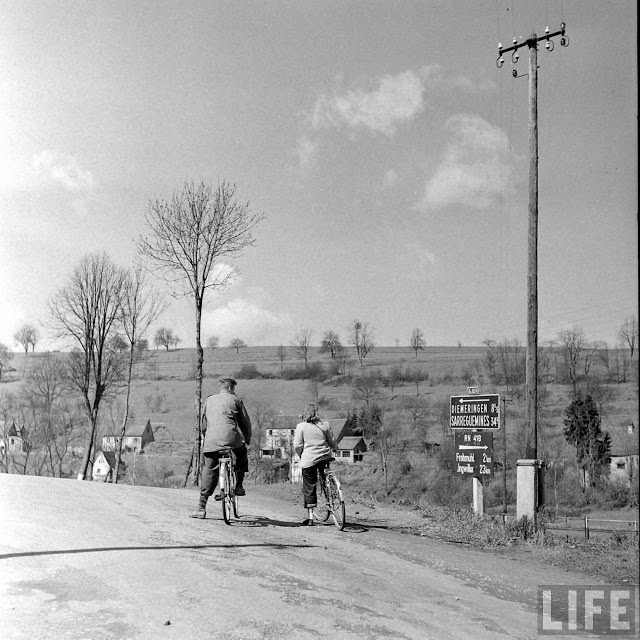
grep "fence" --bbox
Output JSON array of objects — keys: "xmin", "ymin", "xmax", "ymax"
[{"xmin": 546, "ymin": 516, "xmax": 639, "ymax": 541}]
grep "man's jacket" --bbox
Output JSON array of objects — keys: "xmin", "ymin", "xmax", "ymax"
[{"xmin": 202, "ymin": 389, "xmax": 252, "ymax": 452}]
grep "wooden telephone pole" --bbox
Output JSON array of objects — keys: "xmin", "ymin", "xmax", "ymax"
[{"xmin": 497, "ymin": 24, "xmax": 569, "ymax": 461}]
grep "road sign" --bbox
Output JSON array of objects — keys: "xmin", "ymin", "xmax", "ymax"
[
  {"xmin": 450, "ymin": 393, "xmax": 500, "ymax": 429},
  {"xmin": 454, "ymin": 430, "xmax": 494, "ymax": 477}
]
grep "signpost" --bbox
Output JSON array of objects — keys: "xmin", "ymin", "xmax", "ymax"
[
  {"xmin": 450, "ymin": 392, "xmax": 499, "ymax": 514},
  {"xmin": 450, "ymin": 394, "xmax": 500, "ymax": 430},
  {"xmin": 454, "ymin": 431, "xmax": 494, "ymax": 478}
]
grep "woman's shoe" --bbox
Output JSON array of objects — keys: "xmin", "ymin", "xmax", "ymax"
[{"xmin": 301, "ymin": 518, "xmax": 314, "ymax": 526}]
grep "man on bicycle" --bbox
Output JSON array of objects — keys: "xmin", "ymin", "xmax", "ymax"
[{"xmin": 190, "ymin": 377, "xmax": 252, "ymax": 519}]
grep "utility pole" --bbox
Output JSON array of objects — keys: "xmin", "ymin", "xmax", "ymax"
[
  {"xmin": 497, "ymin": 23, "xmax": 569, "ymax": 460},
  {"xmin": 501, "ymin": 396, "xmax": 512, "ymax": 516}
]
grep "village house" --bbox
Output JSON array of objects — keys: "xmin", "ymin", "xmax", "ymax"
[
  {"xmin": 0, "ymin": 421, "xmax": 28, "ymax": 455},
  {"xmin": 608, "ymin": 422, "xmax": 638, "ymax": 486},
  {"xmin": 102, "ymin": 419, "xmax": 155, "ymax": 454},
  {"xmin": 92, "ymin": 451, "xmax": 117, "ymax": 482},
  {"xmin": 335, "ymin": 436, "xmax": 367, "ymax": 464}
]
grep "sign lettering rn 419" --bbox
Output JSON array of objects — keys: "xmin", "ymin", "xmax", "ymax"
[{"xmin": 450, "ymin": 394, "xmax": 500, "ymax": 429}]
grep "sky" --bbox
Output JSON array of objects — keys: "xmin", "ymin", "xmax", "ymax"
[{"xmin": 0, "ymin": 0, "xmax": 637, "ymax": 352}]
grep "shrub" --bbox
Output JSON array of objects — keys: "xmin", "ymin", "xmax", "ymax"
[
  {"xmin": 601, "ymin": 478, "xmax": 633, "ymax": 509},
  {"xmin": 234, "ymin": 363, "xmax": 264, "ymax": 379}
]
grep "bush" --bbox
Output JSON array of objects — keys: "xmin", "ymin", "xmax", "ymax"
[
  {"xmin": 234, "ymin": 363, "xmax": 264, "ymax": 379},
  {"xmin": 600, "ymin": 478, "xmax": 633, "ymax": 509}
]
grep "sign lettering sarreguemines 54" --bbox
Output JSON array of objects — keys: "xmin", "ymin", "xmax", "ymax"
[{"xmin": 449, "ymin": 394, "xmax": 500, "ymax": 429}]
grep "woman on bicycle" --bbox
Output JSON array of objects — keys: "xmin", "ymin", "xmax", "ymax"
[{"xmin": 293, "ymin": 403, "xmax": 338, "ymax": 526}]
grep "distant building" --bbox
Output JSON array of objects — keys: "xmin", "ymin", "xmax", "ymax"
[
  {"xmin": 0, "ymin": 421, "xmax": 28, "ymax": 455},
  {"xmin": 102, "ymin": 419, "xmax": 155, "ymax": 454},
  {"xmin": 608, "ymin": 422, "xmax": 639, "ymax": 486},
  {"xmin": 93, "ymin": 451, "xmax": 117, "ymax": 482},
  {"xmin": 335, "ymin": 436, "xmax": 367, "ymax": 464}
]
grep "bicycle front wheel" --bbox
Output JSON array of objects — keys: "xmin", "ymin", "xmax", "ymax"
[
  {"xmin": 326, "ymin": 474, "xmax": 346, "ymax": 531},
  {"xmin": 232, "ymin": 494, "xmax": 240, "ymax": 518}
]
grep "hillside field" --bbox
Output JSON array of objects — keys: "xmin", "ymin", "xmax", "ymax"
[{"xmin": 2, "ymin": 344, "xmax": 638, "ymax": 515}]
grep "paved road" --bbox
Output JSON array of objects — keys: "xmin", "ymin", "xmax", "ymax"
[{"xmin": 0, "ymin": 474, "xmax": 600, "ymax": 639}]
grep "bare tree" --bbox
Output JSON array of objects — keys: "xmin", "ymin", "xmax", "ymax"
[
  {"xmin": 351, "ymin": 372, "xmax": 380, "ymax": 407},
  {"xmin": 207, "ymin": 335, "xmax": 219, "ymax": 350},
  {"xmin": 14, "ymin": 324, "xmax": 39, "ymax": 355},
  {"xmin": 154, "ymin": 327, "xmax": 175, "ymax": 351},
  {"xmin": 320, "ymin": 330, "xmax": 342, "ymax": 359},
  {"xmin": 558, "ymin": 327, "xmax": 586, "ymax": 396},
  {"xmin": 409, "ymin": 328, "xmax": 426, "ymax": 359},
  {"xmin": 0, "ymin": 343, "xmax": 13, "ymax": 382},
  {"xmin": 349, "ymin": 320, "xmax": 374, "ymax": 367},
  {"xmin": 619, "ymin": 317, "xmax": 638, "ymax": 360},
  {"xmin": 49, "ymin": 252, "xmax": 125, "ymax": 480},
  {"xmin": 230, "ymin": 338, "xmax": 247, "ymax": 354},
  {"xmin": 138, "ymin": 179, "xmax": 263, "ymax": 484},
  {"xmin": 114, "ymin": 265, "xmax": 165, "ymax": 483},
  {"xmin": 293, "ymin": 329, "xmax": 312, "ymax": 368},
  {"xmin": 276, "ymin": 345, "xmax": 287, "ymax": 375}
]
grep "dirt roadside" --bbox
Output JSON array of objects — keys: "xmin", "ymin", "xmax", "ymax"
[{"xmin": 1, "ymin": 475, "xmax": 638, "ymax": 640}]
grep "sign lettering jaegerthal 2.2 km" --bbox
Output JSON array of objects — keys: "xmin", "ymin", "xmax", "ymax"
[{"xmin": 449, "ymin": 394, "xmax": 500, "ymax": 429}]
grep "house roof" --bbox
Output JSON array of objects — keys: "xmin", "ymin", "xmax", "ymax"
[
  {"xmin": 97, "ymin": 451, "xmax": 117, "ymax": 467},
  {"xmin": 607, "ymin": 423, "xmax": 639, "ymax": 456},
  {"xmin": 7, "ymin": 422, "xmax": 25, "ymax": 438},
  {"xmin": 104, "ymin": 419, "xmax": 153, "ymax": 438},
  {"xmin": 337, "ymin": 436, "xmax": 366, "ymax": 451}
]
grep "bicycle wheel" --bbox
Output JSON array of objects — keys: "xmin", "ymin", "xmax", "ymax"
[
  {"xmin": 313, "ymin": 477, "xmax": 331, "ymax": 522},
  {"xmin": 326, "ymin": 474, "xmax": 346, "ymax": 530},
  {"xmin": 232, "ymin": 494, "xmax": 240, "ymax": 518},
  {"xmin": 221, "ymin": 463, "xmax": 233, "ymax": 525}
]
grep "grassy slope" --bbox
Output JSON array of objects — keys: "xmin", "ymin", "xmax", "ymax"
[{"xmin": 4, "ymin": 346, "xmax": 639, "ymax": 583}]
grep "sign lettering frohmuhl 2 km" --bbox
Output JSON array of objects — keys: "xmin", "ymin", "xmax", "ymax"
[
  {"xmin": 449, "ymin": 394, "xmax": 500, "ymax": 430},
  {"xmin": 454, "ymin": 430, "xmax": 494, "ymax": 477}
]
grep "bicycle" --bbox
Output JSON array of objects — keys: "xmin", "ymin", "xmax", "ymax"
[
  {"xmin": 218, "ymin": 448, "xmax": 240, "ymax": 525},
  {"xmin": 313, "ymin": 459, "xmax": 346, "ymax": 530}
]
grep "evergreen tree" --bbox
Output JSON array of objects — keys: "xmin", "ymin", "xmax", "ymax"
[{"xmin": 563, "ymin": 392, "xmax": 611, "ymax": 489}]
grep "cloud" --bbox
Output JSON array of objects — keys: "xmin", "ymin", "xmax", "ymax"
[
  {"xmin": 31, "ymin": 150, "xmax": 96, "ymax": 192},
  {"xmin": 310, "ymin": 70, "xmax": 425, "ymax": 137},
  {"xmin": 202, "ymin": 298, "xmax": 293, "ymax": 346},
  {"xmin": 420, "ymin": 64, "xmax": 495, "ymax": 93},
  {"xmin": 418, "ymin": 114, "xmax": 514, "ymax": 211},
  {"xmin": 295, "ymin": 135, "xmax": 318, "ymax": 169}
]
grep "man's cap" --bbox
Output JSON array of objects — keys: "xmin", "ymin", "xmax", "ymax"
[{"xmin": 219, "ymin": 377, "xmax": 237, "ymax": 386}]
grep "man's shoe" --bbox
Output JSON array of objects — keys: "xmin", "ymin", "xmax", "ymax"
[
  {"xmin": 235, "ymin": 486, "xmax": 246, "ymax": 497},
  {"xmin": 190, "ymin": 506, "xmax": 206, "ymax": 519},
  {"xmin": 213, "ymin": 494, "xmax": 223, "ymax": 501},
  {"xmin": 301, "ymin": 518, "xmax": 314, "ymax": 526}
]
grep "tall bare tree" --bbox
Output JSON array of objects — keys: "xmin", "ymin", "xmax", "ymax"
[
  {"xmin": 320, "ymin": 330, "xmax": 342, "ymax": 359},
  {"xmin": 114, "ymin": 265, "xmax": 165, "ymax": 483},
  {"xmin": 349, "ymin": 320, "xmax": 374, "ymax": 367},
  {"xmin": 293, "ymin": 329, "xmax": 312, "ymax": 368},
  {"xmin": 14, "ymin": 324, "xmax": 39, "ymax": 355},
  {"xmin": 230, "ymin": 337, "xmax": 247, "ymax": 354},
  {"xmin": 618, "ymin": 316, "xmax": 638, "ymax": 361},
  {"xmin": 49, "ymin": 252, "xmax": 125, "ymax": 480},
  {"xmin": 409, "ymin": 328, "xmax": 426, "ymax": 358},
  {"xmin": 558, "ymin": 327, "xmax": 586, "ymax": 396},
  {"xmin": 0, "ymin": 343, "xmax": 13, "ymax": 382},
  {"xmin": 138, "ymin": 180, "xmax": 263, "ymax": 484}
]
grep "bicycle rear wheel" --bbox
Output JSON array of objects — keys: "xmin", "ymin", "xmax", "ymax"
[
  {"xmin": 221, "ymin": 463, "xmax": 233, "ymax": 525},
  {"xmin": 326, "ymin": 474, "xmax": 346, "ymax": 530},
  {"xmin": 313, "ymin": 477, "xmax": 331, "ymax": 522},
  {"xmin": 232, "ymin": 494, "xmax": 240, "ymax": 518}
]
